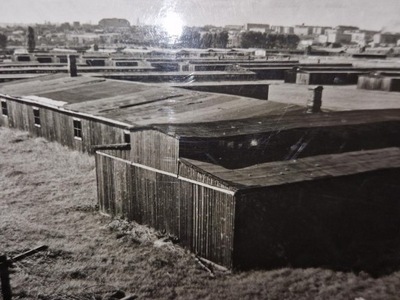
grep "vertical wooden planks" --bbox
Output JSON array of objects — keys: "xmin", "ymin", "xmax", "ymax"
[
  {"xmin": 131, "ymin": 130, "xmax": 179, "ymax": 174},
  {"xmin": 1, "ymin": 98, "xmax": 129, "ymax": 154},
  {"xmin": 94, "ymin": 147, "xmax": 237, "ymax": 268}
]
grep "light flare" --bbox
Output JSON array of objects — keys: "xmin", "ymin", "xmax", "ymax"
[{"xmin": 161, "ymin": 11, "xmax": 184, "ymax": 39}]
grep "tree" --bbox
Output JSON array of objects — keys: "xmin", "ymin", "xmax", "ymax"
[
  {"xmin": 0, "ymin": 33, "xmax": 7, "ymax": 51},
  {"xmin": 200, "ymin": 33, "xmax": 213, "ymax": 48},
  {"xmin": 27, "ymin": 26, "xmax": 36, "ymax": 53},
  {"xmin": 265, "ymin": 34, "xmax": 277, "ymax": 49},
  {"xmin": 180, "ymin": 27, "xmax": 201, "ymax": 48},
  {"xmin": 215, "ymin": 31, "xmax": 229, "ymax": 48},
  {"xmin": 286, "ymin": 34, "xmax": 300, "ymax": 49},
  {"xmin": 199, "ymin": 31, "xmax": 229, "ymax": 49},
  {"xmin": 59, "ymin": 22, "xmax": 71, "ymax": 32},
  {"xmin": 240, "ymin": 31, "xmax": 266, "ymax": 48},
  {"xmin": 265, "ymin": 33, "xmax": 300, "ymax": 49}
]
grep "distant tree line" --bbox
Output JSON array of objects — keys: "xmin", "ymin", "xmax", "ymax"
[
  {"xmin": 28, "ymin": 26, "xmax": 36, "ymax": 53},
  {"xmin": 179, "ymin": 27, "xmax": 300, "ymax": 49},
  {"xmin": 180, "ymin": 27, "xmax": 229, "ymax": 48},
  {"xmin": 0, "ymin": 33, "xmax": 7, "ymax": 51},
  {"xmin": 240, "ymin": 31, "xmax": 300, "ymax": 49}
]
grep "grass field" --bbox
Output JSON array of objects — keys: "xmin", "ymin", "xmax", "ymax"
[{"xmin": 1, "ymin": 126, "xmax": 400, "ymax": 299}]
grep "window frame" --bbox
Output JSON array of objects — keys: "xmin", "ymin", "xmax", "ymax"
[
  {"xmin": 123, "ymin": 130, "xmax": 131, "ymax": 144},
  {"xmin": 1, "ymin": 99, "xmax": 8, "ymax": 117},
  {"xmin": 73, "ymin": 118, "xmax": 83, "ymax": 140},
  {"xmin": 33, "ymin": 107, "xmax": 41, "ymax": 127}
]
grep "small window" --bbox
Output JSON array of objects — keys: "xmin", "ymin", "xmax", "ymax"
[
  {"xmin": 17, "ymin": 55, "xmax": 31, "ymax": 62},
  {"xmin": 116, "ymin": 61, "xmax": 138, "ymax": 67},
  {"xmin": 73, "ymin": 119, "xmax": 82, "ymax": 140},
  {"xmin": 37, "ymin": 57, "xmax": 52, "ymax": 63},
  {"xmin": 124, "ymin": 131, "xmax": 131, "ymax": 144},
  {"xmin": 1, "ymin": 100, "xmax": 8, "ymax": 117},
  {"xmin": 33, "ymin": 108, "xmax": 41, "ymax": 127},
  {"xmin": 58, "ymin": 56, "xmax": 68, "ymax": 63}
]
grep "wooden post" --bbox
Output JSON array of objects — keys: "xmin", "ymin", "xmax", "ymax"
[
  {"xmin": 11, "ymin": 245, "xmax": 48, "ymax": 263},
  {"xmin": 307, "ymin": 85, "xmax": 323, "ymax": 113},
  {"xmin": 68, "ymin": 55, "xmax": 78, "ymax": 77},
  {"xmin": 0, "ymin": 255, "xmax": 12, "ymax": 300},
  {"xmin": 0, "ymin": 246, "xmax": 48, "ymax": 300}
]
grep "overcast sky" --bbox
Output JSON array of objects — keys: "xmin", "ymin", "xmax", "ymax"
[{"xmin": 2, "ymin": 0, "xmax": 400, "ymax": 31}]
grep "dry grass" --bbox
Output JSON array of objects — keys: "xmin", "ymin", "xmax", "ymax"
[{"xmin": 1, "ymin": 126, "xmax": 400, "ymax": 300}]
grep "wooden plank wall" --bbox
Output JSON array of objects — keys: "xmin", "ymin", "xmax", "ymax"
[
  {"xmin": 190, "ymin": 185, "xmax": 235, "ymax": 267},
  {"xmin": 251, "ymin": 69, "xmax": 287, "ymax": 80},
  {"xmin": 0, "ymin": 113, "xmax": 9, "ymax": 127},
  {"xmin": 389, "ymin": 78, "xmax": 400, "ymax": 92},
  {"xmin": 0, "ymin": 98, "xmax": 127, "ymax": 153},
  {"xmin": 358, "ymin": 76, "xmax": 400, "ymax": 92},
  {"xmin": 284, "ymin": 70, "xmax": 297, "ymax": 83},
  {"xmin": 358, "ymin": 75, "xmax": 384, "ymax": 90},
  {"xmin": 95, "ymin": 151, "xmax": 236, "ymax": 268},
  {"xmin": 297, "ymin": 72, "xmax": 360, "ymax": 85},
  {"xmin": 0, "ymin": 99, "xmax": 10, "ymax": 127},
  {"xmin": 178, "ymin": 160, "xmax": 234, "ymax": 191},
  {"xmin": 96, "ymin": 150, "xmax": 129, "ymax": 218},
  {"xmin": 233, "ymin": 168, "xmax": 400, "ymax": 270},
  {"xmin": 131, "ymin": 129, "xmax": 179, "ymax": 173},
  {"xmin": 296, "ymin": 73, "xmax": 310, "ymax": 85}
]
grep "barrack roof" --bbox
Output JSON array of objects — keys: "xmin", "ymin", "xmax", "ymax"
[
  {"xmin": 0, "ymin": 74, "xmax": 304, "ymax": 128},
  {"xmin": 152, "ymin": 108, "xmax": 400, "ymax": 138},
  {"xmin": 180, "ymin": 147, "xmax": 400, "ymax": 189},
  {"xmin": 1, "ymin": 74, "xmax": 399, "ymax": 138}
]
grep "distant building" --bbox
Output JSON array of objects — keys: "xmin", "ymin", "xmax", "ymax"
[
  {"xmin": 283, "ymin": 26, "xmax": 294, "ymax": 34},
  {"xmin": 66, "ymin": 33, "xmax": 100, "ymax": 45},
  {"xmin": 288, "ymin": 25, "xmax": 332, "ymax": 36},
  {"xmin": 336, "ymin": 25, "xmax": 359, "ymax": 32},
  {"xmin": 324, "ymin": 29, "xmax": 352, "ymax": 44},
  {"xmin": 99, "ymin": 18, "xmax": 130, "ymax": 31},
  {"xmin": 318, "ymin": 35, "xmax": 328, "ymax": 44},
  {"xmin": 329, "ymin": 32, "xmax": 352, "ymax": 44},
  {"xmin": 294, "ymin": 25, "xmax": 313, "ymax": 36},
  {"xmin": 349, "ymin": 31, "xmax": 376, "ymax": 45},
  {"xmin": 271, "ymin": 25, "xmax": 285, "ymax": 34},
  {"xmin": 224, "ymin": 25, "xmax": 243, "ymax": 31},
  {"xmin": 350, "ymin": 32, "xmax": 367, "ymax": 44},
  {"xmin": 270, "ymin": 25, "xmax": 295, "ymax": 35},
  {"xmin": 312, "ymin": 26, "xmax": 331, "ymax": 35},
  {"xmin": 373, "ymin": 33, "xmax": 400, "ymax": 45},
  {"xmin": 298, "ymin": 39, "xmax": 315, "ymax": 49},
  {"xmin": 99, "ymin": 33, "xmax": 121, "ymax": 45},
  {"xmin": 244, "ymin": 23, "xmax": 270, "ymax": 33},
  {"xmin": 318, "ymin": 26, "xmax": 365, "ymax": 45}
]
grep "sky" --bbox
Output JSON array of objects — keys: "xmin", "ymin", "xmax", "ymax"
[{"xmin": 1, "ymin": 0, "xmax": 400, "ymax": 31}]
